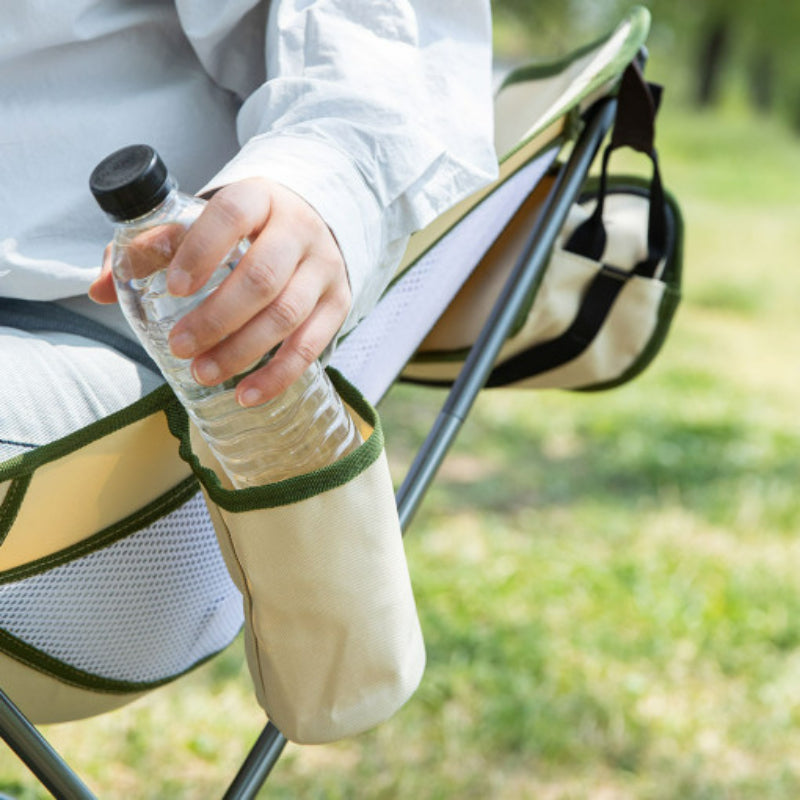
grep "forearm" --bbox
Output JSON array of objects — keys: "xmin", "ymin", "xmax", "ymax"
[{"xmin": 197, "ymin": 0, "xmax": 498, "ymax": 330}]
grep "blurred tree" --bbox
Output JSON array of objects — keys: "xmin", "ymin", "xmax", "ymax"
[
  {"xmin": 694, "ymin": 16, "xmax": 730, "ymax": 107},
  {"xmin": 492, "ymin": 0, "xmax": 800, "ymax": 128}
]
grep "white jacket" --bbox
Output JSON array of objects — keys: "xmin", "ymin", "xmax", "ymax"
[{"xmin": 0, "ymin": 0, "xmax": 497, "ymax": 336}]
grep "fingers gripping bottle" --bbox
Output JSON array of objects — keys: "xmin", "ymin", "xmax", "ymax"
[{"xmin": 89, "ymin": 144, "xmax": 361, "ymax": 488}]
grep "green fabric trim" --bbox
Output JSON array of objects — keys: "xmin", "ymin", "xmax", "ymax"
[
  {"xmin": 0, "ymin": 626, "xmax": 226, "ymax": 694},
  {"xmin": 498, "ymin": 7, "xmax": 650, "ymax": 90},
  {"xmin": 0, "ymin": 475, "xmax": 32, "ymax": 549},
  {"xmin": 497, "ymin": 6, "xmax": 651, "ymax": 166},
  {"xmin": 0, "ymin": 474, "xmax": 224, "ymax": 692},
  {"xmin": 0, "ymin": 475, "xmax": 198, "ymax": 584},
  {"xmin": 165, "ymin": 367, "xmax": 385, "ymax": 514},
  {"xmin": 0, "ymin": 383, "xmax": 177, "ymax": 482}
]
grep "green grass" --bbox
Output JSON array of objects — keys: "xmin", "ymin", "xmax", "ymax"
[{"xmin": 3, "ymin": 78, "xmax": 800, "ymax": 800}]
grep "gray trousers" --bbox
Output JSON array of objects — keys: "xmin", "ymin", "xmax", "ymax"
[{"xmin": 0, "ymin": 298, "xmax": 163, "ymax": 462}]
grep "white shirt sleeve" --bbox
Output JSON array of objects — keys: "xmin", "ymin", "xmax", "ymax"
[{"xmin": 175, "ymin": 0, "xmax": 498, "ymax": 334}]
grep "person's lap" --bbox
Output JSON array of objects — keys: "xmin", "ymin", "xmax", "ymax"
[
  {"xmin": 0, "ymin": 321, "xmax": 162, "ymax": 463},
  {"xmin": 0, "ymin": 308, "xmax": 244, "ymax": 711}
]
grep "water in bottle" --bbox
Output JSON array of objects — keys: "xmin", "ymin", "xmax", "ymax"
[{"xmin": 89, "ymin": 144, "xmax": 361, "ymax": 487}]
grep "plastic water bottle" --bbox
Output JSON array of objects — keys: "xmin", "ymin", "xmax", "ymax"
[{"xmin": 89, "ymin": 144, "xmax": 361, "ymax": 487}]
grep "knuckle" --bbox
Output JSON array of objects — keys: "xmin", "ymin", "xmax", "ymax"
[
  {"xmin": 241, "ymin": 260, "xmax": 278, "ymax": 299},
  {"xmin": 212, "ymin": 341, "xmax": 250, "ymax": 379},
  {"xmin": 262, "ymin": 234, "xmax": 297, "ymax": 271},
  {"xmin": 196, "ymin": 309, "xmax": 229, "ymax": 344},
  {"xmin": 211, "ymin": 191, "xmax": 250, "ymax": 232},
  {"xmin": 322, "ymin": 285, "xmax": 351, "ymax": 324},
  {"xmin": 269, "ymin": 296, "xmax": 302, "ymax": 331},
  {"xmin": 293, "ymin": 339, "xmax": 319, "ymax": 366},
  {"xmin": 330, "ymin": 280, "xmax": 351, "ymax": 309},
  {"xmin": 263, "ymin": 364, "xmax": 294, "ymax": 398},
  {"xmin": 316, "ymin": 249, "xmax": 340, "ymax": 271}
]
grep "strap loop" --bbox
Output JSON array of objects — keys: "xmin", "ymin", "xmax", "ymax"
[{"xmin": 565, "ymin": 61, "xmax": 668, "ymax": 277}]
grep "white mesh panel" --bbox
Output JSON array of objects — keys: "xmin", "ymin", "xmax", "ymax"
[
  {"xmin": 0, "ymin": 492, "xmax": 243, "ymax": 684},
  {"xmin": 331, "ymin": 147, "xmax": 559, "ymax": 405}
]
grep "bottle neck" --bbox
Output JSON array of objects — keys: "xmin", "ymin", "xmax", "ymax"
[{"xmin": 114, "ymin": 181, "xmax": 179, "ymax": 227}]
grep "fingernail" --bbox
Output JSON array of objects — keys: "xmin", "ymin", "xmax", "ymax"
[
  {"xmin": 193, "ymin": 358, "xmax": 220, "ymax": 385},
  {"xmin": 170, "ymin": 330, "xmax": 196, "ymax": 358},
  {"xmin": 168, "ymin": 268, "xmax": 192, "ymax": 296},
  {"xmin": 239, "ymin": 388, "xmax": 263, "ymax": 408}
]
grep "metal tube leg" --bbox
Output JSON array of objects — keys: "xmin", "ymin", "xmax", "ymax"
[
  {"xmin": 222, "ymin": 721, "xmax": 287, "ymax": 800},
  {"xmin": 396, "ymin": 98, "xmax": 619, "ymax": 531},
  {"xmin": 0, "ymin": 688, "xmax": 96, "ymax": 800}
]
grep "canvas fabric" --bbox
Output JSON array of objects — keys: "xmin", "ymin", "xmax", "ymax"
[
  {"xmin": 400, "ymin": 181, "xmax": 682, "ymax": 390},
  {"xmin": 167, "ymin": 371, "xmax": 425, "ymax": 744}
]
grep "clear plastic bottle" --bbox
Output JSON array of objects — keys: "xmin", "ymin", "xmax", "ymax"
[{"xmin": 89, "ymin": 144, "xmax": 360, "ymax": 488}]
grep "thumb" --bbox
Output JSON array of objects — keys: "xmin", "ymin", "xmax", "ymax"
[{"xmin": 88, "ymin": 245, "xmax": 118, "ymax": 304}]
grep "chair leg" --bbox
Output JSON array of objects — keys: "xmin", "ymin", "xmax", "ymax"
[
  {"xmin": 221, "ymin": 721, "xmax": 287, "ymax": 799},
  {"xmin": 0, "ymin": 688, "xmax": 96, "ymax": 800},
  {"xmin": 396, "ymin": 96, "xmax": 619, "ymax": 531}
]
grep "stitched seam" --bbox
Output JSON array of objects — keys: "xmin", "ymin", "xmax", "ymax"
[{"xmin": 0, "ymin": 475, "xmax": 198, "ymax": 584}]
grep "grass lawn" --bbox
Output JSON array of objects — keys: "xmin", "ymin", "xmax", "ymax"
[{"xmin": 3, "ymin": 70, "xmax": 800, "ymax": 800}]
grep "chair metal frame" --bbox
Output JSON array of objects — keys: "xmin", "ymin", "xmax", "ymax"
[{"xmin": 0, "ymin": 95, "xmax": 617, "ymax": 799}]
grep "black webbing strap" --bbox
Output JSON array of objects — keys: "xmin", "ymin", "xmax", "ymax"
[
  {"xmin": 487, "ymin": 62, "xmax": 667, "ymax": 388},
  {"xmin": 486, "ymin": 264, "xmax": 628, "ymax": 387},
  {"xmin": 0, "ymin": 297, "xmax": 158, "ymax": 373},
  {"xmin": 565, "ymin": 60, "xmax": 667, "ymax": 275}
]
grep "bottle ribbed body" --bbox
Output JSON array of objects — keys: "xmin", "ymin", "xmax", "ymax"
[{"xmin": 108, "ymin": 185, "xmax": 360, "ymax": 489}]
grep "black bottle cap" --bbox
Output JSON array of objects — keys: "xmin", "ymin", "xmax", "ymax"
[{"xmin": 89, "ymin": 144, "xmax": 172, "ymax": 221}]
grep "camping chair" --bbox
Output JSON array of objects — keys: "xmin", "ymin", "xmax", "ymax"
[{"xmin": 0, "ymin": 7, "xmax": 681, "ymax": 797}]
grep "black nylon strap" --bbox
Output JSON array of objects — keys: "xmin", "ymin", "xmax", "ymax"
[
  {"xmin": 565, "ymin": 60, "xmax": 668, "ymax": 276},
  {"xmin": 486, "ymin": 264, "xmax": 628, "ymax": 388},
  {"xmin": 610, "ymin": 60, "xmax": 661, "ymax": 154},
  {"xmin": 486, "ymin": 60, "xmax": 672, "ymax": 388}
]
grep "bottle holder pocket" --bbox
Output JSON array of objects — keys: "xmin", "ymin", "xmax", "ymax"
[{"xmin": 168, "ymin": 368, "xmax": 426, "ymax": 744}]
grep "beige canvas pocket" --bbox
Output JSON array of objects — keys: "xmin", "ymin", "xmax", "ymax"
[{"xmin": 168, "ymin": 369, "xmax": 425, "ymax": 744}]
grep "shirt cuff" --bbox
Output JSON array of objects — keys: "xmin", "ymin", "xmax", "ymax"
[{"xmin": 199, "ymin": 133, "xmax": 385, "ymax": 337}]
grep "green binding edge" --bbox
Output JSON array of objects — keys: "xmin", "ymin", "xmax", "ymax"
[
  {"xmin": 0, "ymin": 474, "xmax": 32, "ymax": 549},
  {"xmin": 165, "ymin": 367, "xmax": 386, "ymax": 514},
  {"xmin": 0, "ymin": 382, "xmax": 182, "ymax": 548},
  {"xmin": 0, "ymin": 474, "xmax": 226, "ymax": 693},
  {"xmin": 0, "ymin": 382, "xmax": 176, "ymax": 482},
  {"xmin": 0, "ymin": 627, "xmax": 222, "ymax": 695},
  {"xmin": 0, "ymin": 474, "xmax": 198, "ymax": 585},
  {"xmin": 496, "ymin": 6, "xmax": 651, "ymax": 164}
]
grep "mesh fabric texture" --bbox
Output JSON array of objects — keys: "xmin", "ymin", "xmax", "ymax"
[{"xmin": 0, "ymin": 492, "xmax": 243, "ymax": 684}]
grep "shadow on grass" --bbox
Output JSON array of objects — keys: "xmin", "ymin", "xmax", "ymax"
[{"xmin": 380, "ymin": 381, "xmax": 800, "ymax": 531}]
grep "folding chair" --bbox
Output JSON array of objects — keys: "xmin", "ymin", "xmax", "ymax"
[{"xmin": 0, "ymin": 7, "xmax": 678, "ymax": 797}]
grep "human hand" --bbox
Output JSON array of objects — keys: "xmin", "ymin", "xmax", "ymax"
[{"xmin": 90, "ymin": 177, "xmax": 351, "ymax": 406}]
